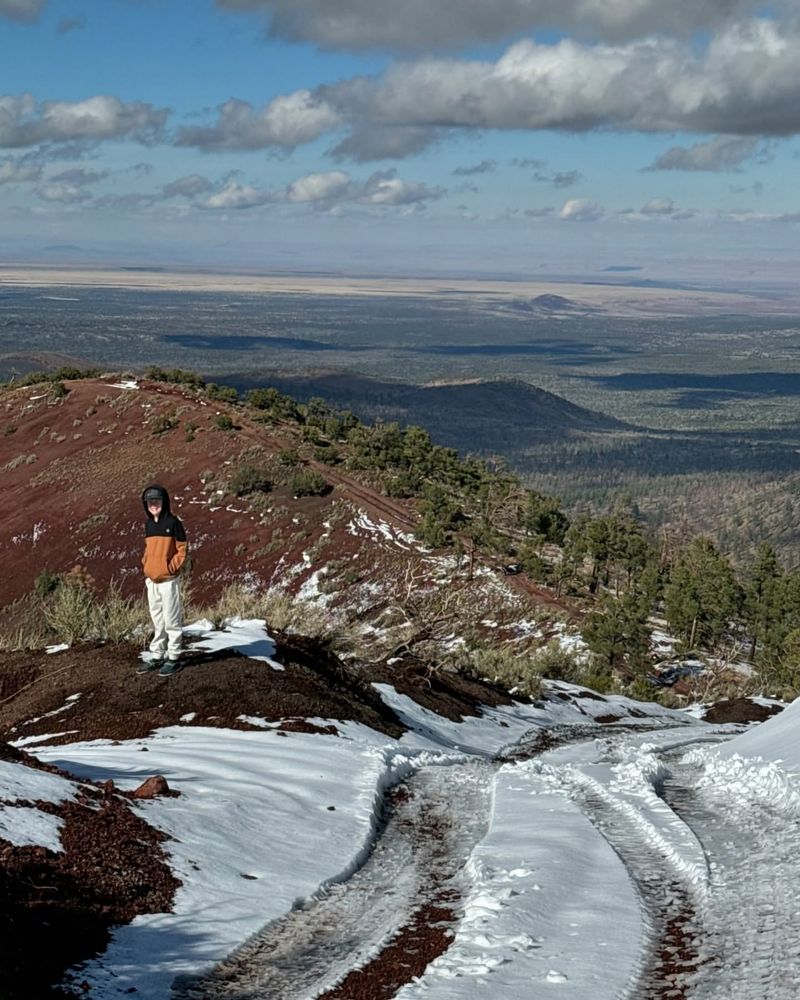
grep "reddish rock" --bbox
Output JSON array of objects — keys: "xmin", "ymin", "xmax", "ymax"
[{"xmin": 132, "ymin": 775, "xmax": 171, "ymax": 799}]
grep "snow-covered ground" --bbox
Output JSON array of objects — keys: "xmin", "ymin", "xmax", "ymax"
[{"xmin": 4, "ymin": 620, "xmax": 800, "ymax": 998}]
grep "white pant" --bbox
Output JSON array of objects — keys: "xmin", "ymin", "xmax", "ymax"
[{"xmin": 146, "ymin": 577, "xmax": 183, "ymax": 659}]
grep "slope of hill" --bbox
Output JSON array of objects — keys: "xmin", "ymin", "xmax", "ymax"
[
  {"xmin": 0, "ymin": 375, "xmax": 414, "ymax": 609},
  {"xmin": 215, "ymin": 367, "xmax": 800, "ymax": 564},
  {"xmin": 218, "ymin": 370, "xmax": 628, "ymax": 451},
  {"xmin": 0, "ymin": 372, "xmax": 575, "ymax": 665}
]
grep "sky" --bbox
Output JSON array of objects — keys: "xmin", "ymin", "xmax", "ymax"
[
  {"xmin": 8, "ymin": 615, "xmax": 800, "ymax": 997},
  {"xmin": 2, "ymin": 0, "xmax": 800, "ymax": 279}
]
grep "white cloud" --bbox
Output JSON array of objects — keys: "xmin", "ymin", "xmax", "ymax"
[
  {"xmin": 0, "ymin": 155, "xmax": 41, "ymax": 185},
  {"xmin": 186, "ymin": 19, "xmax": 800, "ymax": 160},
  {"xmin": 286, "ymin": 171, "xmax": 350, "ymax": 203},
  {"xmin": 0, "ymin": 94, "xmax": 168, "ymax": 148},
  {"xmin": 559, "ymin": 198, "xmax": 604, "ymax": 221},
  {"xmin": 355, "ymin": 169, "xmax": 444, "ymax": 206},
  {"xmin": 331, "ymin": 22, "xmax": 800, "ymax": 135},
  {"xmin": 35, "ymin": 181, "xmax": 92, "ymax": 203},
  {"xmin": 34, "ymin": 166, "xmax": 108, "ymax": 203},
  {"xmin": 646, "ymin": 136, "xmax": 761, "ymax": 171},
  {"xmin": 177, "ymin": 92, "xmax": 341, "ymax": 151},
  {"xmin": 200, "ymin": 180, "xmax": 274, "ymax": 210},
  {"xmin": 640, "ymin": 197, "xmax": 676, "ymax": 215},
  {"xmin": 215, "ymin": 0, "xmax": 770, "ymax": 50},
  {"xmin": 193, "ymin": 168, "xmax": 443, "ymax": 213}
]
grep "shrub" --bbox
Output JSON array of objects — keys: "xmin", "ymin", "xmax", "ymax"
[
  {"xmin": 214, "ymin": 414, "xmax": 235, "ymax": 431},
  {"xmin": 190, "ymin": 582, "xmax": 265, "ymax": 628},
  {"xmin": 95, "ymin": 583, "xmax": 149, "ymax": 644},
  {"xmin": 206, "ymin": 383, "xmax": 238, "ymax": 403},
  {"xmin": 531, "ymin": 639, "xmax": 584, "ymax": 683},
  {"xmin": 579, "ymin": 659, "xmax": 615, "ymax": 694},
  {"xmin": 34, "ymin": 569, "xmax": 62, "ymax": 600},
  {"xmin": 144, "ymin": 367, "xmax": 204, "ymax": 388},
  {"xmin": 313, "ymin": 444, "xmax": 340, "ymax": 464},
  {"xmin": 289, "ymin": 469, "xmax": 331, "ymax": 498},
  {"xmin": 150, "ymin": 413, "xmax": 178, "ymax": 435},
  {"xmin": 44, "ymin": 578, "xmax": 96, "ymax": 644},
  {"xmin": 229, "ymin": 465, "xmax": 272, "ymax": 497},
  {"xmin": 454, "ymin": 645, "xmax": 545, "ymax": 699}
]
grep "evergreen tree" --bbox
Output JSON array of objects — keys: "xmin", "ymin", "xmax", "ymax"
[
  {"xmin": 663, "ymin": 537, "xmax": 741, "ymax": 649},
  {"xmin": 742, "ymin": 542, "xmax": 784, "ymax": 661},
  {"xmin": 582, "ymin": 593, "xmax": 651, "ymax": 673}
]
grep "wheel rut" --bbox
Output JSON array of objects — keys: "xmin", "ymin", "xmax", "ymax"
[
  {"xmin": 173, "ymin": 721, "xmax": 794, "ymax": 1000},
  {"xmin": 171, "ymin": 763, "xmax": 492, "ymax": 999}
]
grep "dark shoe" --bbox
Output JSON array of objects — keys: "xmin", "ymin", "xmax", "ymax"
[
  {"xmin": 158, "ymin": 658, "xmax": 182, "ymax": 676},
  {"xmin": 137, "ymin": 658, "xmax": 162, "ymax": 674}
]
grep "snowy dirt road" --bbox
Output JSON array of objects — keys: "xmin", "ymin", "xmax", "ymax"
[
  {"xmin": 170, "ymin": 719, "xmax": 800, "ymax": 1000},
  {"xmin": 172, "ymin": 763, "xmax": 492, "ymax": 999}
]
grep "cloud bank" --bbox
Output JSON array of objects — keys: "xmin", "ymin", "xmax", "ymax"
[
  {"xmin": 215, "ymin": 0, "xmax": 775, "ymax": 49},
  {"xmin": 177, "ymin": 20, "xmax": 800, "ymax": 161}
]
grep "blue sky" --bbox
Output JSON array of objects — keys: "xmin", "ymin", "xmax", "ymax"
[{"xmin": 1, "ymin": 0, "xmax": 800, "ymax": 281}]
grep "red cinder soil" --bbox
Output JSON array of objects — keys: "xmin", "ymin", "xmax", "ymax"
[
  {"xmin": 0, "ymin": 377, "xmax": 423, "ymax": 608},
  {"xmin": 0, "ymin": 755, "xmax": 180, "ymax": 1000},
  {"xmin": 0, "ymin": 637, "xmax": 405, "ymax": 745}
]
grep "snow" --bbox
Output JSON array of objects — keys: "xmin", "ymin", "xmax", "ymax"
[
  {"xmin": 0, "ymin": 758, "xmax": 79, "ymax": 850},
  {"xmin": 396, "ymin": 765, "xmax": 643, "ymax": 998},
  {"xmin": 183, "ymin": 618, "xmax": 285, "ymax": 671},
  {"xmin": 5, "ymin": 617, "xmax": 800, "ymax": 998},
  {"xmin": 0, "ymin": 804, "xmax": 65, "ymax": 851},
  {"xmin": 33, "ymin": 724, "xmax": 394, "ymax": 997}
]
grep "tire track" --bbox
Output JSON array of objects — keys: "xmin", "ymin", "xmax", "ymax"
[{"xmin": 171, "ymin": 764, "xmax": 491, "ymax": 1000}]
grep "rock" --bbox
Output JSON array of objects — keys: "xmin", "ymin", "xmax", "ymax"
[{"xmin": 132, "ymin": 775, "xmax": 171, "ymax": 799}]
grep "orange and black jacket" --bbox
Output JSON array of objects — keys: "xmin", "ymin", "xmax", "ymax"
[{"xmin": 141, "ymin": 484, "xmax": 188, "ymax": 582}]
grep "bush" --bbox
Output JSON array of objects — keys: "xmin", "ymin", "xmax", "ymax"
[
  {"xmin": 206, "ymin": 383, "xmax": 238, "ymax": 403},
  {"xmin": 531, "ymin": 639, "xmax": 584, "ymax": 683},
  {"xmin": 150, "ymin": 413, "xmax": 178, "ymax": 435},
  {"xmin": 454, "ymin": 645, "xmax": 545, "ymax": 699},
  {"xmin": 44, "ymin": 579, "xmax": 96, "ymax": 644},
  {"xmin": 289, "ymin": 469, "xmax": 331, "ymax": 498},
  {"xmin": 95, "ymin": 583, "xmax": 149, "ymax": 644},
  {"xmin": 214, "ymin": 414, "xmax": 235, "ymax": 431},
  {"xmin": 34, "ymin": 569, "xmax": 62, "ymax": 600},
  {"xmin": 144, "ymin": 367, "xmax": 204, "ymax": 388},
  {"xmin": 229, "ymin": 465, "xmax": 272, "ymax": 497}
]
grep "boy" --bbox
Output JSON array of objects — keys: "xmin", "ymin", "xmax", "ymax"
[{"xmin": 138, "ymin": 484, "xmax": 188, "ymax": 676}]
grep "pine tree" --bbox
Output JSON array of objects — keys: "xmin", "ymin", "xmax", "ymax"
[
  {"xmin": 663, "ymin": 537, "xmax": 741, "ymax": 649},
  {"xmin": 582, "ymin": 593, "xmax": 651, "ymax": 673},
  {"xmin": 742, "ymin": 542, "xmax": 784, "ymax": 661}
]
